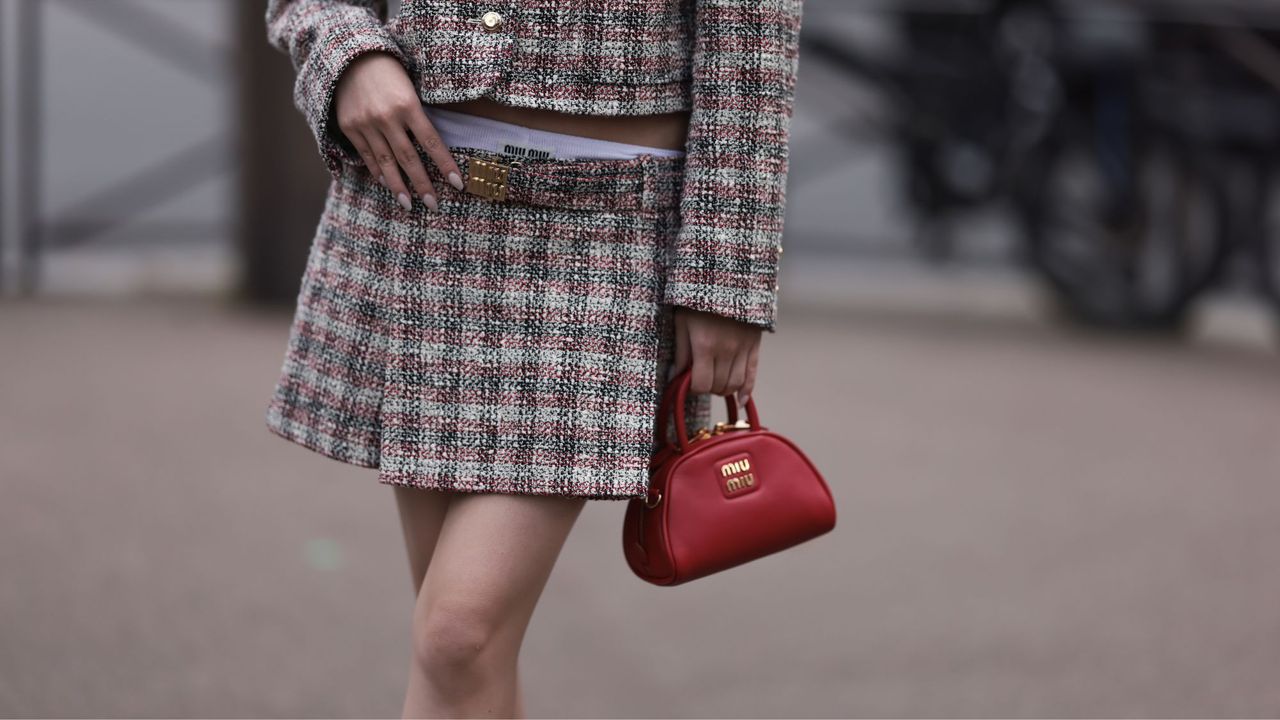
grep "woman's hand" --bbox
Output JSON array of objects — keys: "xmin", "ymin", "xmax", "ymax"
[
  {"xmin": 670, "ymin": 306, "xmax": 762, "ymax": 406},
  {"xmin": 333, "ymin": 51, "xmax": 465, "ymax": 212}
]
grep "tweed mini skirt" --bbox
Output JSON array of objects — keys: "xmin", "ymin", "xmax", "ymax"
[{"xmin": 265, "ymin": 137, "xmax": 712, "ymax": 500}]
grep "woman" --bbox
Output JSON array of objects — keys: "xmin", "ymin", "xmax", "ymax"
[{"xmin": 263, "ymin": 0, "xmax": 803, "ymax": 716}]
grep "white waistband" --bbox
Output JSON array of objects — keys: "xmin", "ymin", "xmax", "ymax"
[{"xmin": 423, "ymin": 105, "xmax": 687, "ymax": 162}]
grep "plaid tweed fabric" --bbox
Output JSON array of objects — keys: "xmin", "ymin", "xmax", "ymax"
[
  {"xmin": 266, "ymin": 148, "xmax": 712, "ymax": 498},
  {"xmin": 265, "ymin": 0, "xmax": 805, "ymax": 331}
]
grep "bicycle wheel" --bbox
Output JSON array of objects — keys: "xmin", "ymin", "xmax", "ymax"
[
  {"xmin": 1014, "ymin": 131, "xmax": 1232, "ymax": 330},
  {"xmin": 1260, "ymin": 166, "xmax": 1280, "ymax": 322}
]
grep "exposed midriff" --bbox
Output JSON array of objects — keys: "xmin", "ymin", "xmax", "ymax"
[{"xmin": 427, "ymin": 96, "xmax": 692, "ymax": 152}]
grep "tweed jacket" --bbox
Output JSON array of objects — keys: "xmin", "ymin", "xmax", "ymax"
[{"xmin": 265, "ymin": 0, "xmax": 805, "ymax": 331}]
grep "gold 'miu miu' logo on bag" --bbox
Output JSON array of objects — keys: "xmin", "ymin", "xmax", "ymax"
[{"xmin": 720, "ymin": 457, "xmax": 755, "ymax": 495}]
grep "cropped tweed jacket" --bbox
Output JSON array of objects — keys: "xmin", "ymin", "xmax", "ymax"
[{"xmin": 265, "ymin": 0, "xmax": 805, "ymax": 331}]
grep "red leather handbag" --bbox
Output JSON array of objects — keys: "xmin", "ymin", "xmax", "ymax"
[{"xmin": 623, "ymin": 366, "xmax": 837, "ymax": 585}]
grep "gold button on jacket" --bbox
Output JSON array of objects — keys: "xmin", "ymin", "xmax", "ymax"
[{"xmin": 480, "ymin": 10, "xmax": 503, "ymax": 31}]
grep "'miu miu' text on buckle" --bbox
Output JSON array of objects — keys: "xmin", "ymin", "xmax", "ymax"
[{"xmin": 465, "ymin": 158, "xmax": 513, "ymax": 201}]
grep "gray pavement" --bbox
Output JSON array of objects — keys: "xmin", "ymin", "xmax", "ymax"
[{"xmin": 2, "ymin": 296, "xmax": 1279, "ymax": 718}]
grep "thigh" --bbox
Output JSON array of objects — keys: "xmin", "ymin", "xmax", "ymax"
[
  {"xmin": 417, "ymin": 492, "xmax": 589, "ymax": 640},
  {"xmin": 394, "ymin": 485, "xmax": 454, "ymax": 596}
]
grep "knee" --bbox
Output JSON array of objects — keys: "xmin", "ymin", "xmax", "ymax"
[{"xmin": 412, "ymin": 600, "xmax": 504, "ymax": 685}]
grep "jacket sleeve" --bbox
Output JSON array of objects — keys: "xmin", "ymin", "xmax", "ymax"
[
  {"xmin": 265, "ymin": 0, "xmax": 410, "ymax": 178},
  {"xmin": 663, "ymin": 0, "xmax": 805, "ymax": 333}
]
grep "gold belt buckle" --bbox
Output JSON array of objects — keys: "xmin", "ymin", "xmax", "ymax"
[{"xmin": 464, "ymin": 157, "xmax": 513, "ymax": 201}]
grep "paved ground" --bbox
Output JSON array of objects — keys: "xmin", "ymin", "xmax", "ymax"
[{"xmin": 2, "ymin": 294, "xmax": 1279, "ymax": 718}]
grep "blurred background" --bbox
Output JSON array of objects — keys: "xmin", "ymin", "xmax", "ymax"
[{"xmin": 2, "ymin": 0, "xmax": 1279, "ymax": 717}]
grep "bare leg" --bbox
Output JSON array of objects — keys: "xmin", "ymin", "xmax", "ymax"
[
  {"xmin": 393, "ymin": 485, "xmax": 453, "ymax": 596},
  {"xmin": 398, "ymin": 490, "xmax": 588, "ymax": 719},
  {"xmin": 513, "ymin": 660, "xmax": 525, "ymax": 718}
]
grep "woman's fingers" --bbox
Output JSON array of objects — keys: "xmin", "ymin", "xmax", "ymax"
[
  {"xmin": 726, "ymin": 344, "xmax": 749, "ymax": 406},
  {"xmin": 346, "ymin": 132, "xmax": 386, "ymax": 188},
  {"xmin": 671, "ymin": 310, "xmax": 690, "ymax": 380},
  {"xmin": 358, "ymin": 107, "xmax": 463, "ymax": 214},
  {"xmin": 688, "ymin": 348, "xmax": 717, "ymax": 398},
  {"xmin": 683, "ymin": 311, "xmax": 720, "ymax": 395},
  {"xmin": 379, "ymin": 115, "xmax": 438, "ymax": 210},
  {"xmin": 689, "ymin": 322, "xmax": 730, "ymax": 396},
  {"xmin": 361, "ymin": 129, "xmax": 415, "ymax": 212},
  {"xmin": 740, "ymin": 338, "xmax": 760, "ymax": 403},
  {"xmin": 677, "ymin": 307, "xmax": 762, "ymax": 399},
  {"xmin": 405, "ymin": 106, "xmax": 465, "ymax": 198},
  {"xmin": 709, "ymin": 348, "xmax": 732, "ymax": 397}
]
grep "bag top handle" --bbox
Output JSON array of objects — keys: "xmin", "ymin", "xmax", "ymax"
[{"xmin": 655, "ymin": 366, "xmax": 762, "ymax": 453}]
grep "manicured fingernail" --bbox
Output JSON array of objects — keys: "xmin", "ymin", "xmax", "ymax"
[
  {"xmin": 378, "ymin": 173, "xmax": 386, "ymax": 187},
  {"xmin": 422, "ymin": 193, "xmax": 438, "ymax": 212},
  {"xmin": 448, "ymin": 172, "xmax": 464, "ymax": 191},
  {"xmin": 397, "ymin": 192, "xmax": 412, "ymax": 211},
  {"xmin": 737, "ymin": 391, "xmax": 749, "ymax": 405}
]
